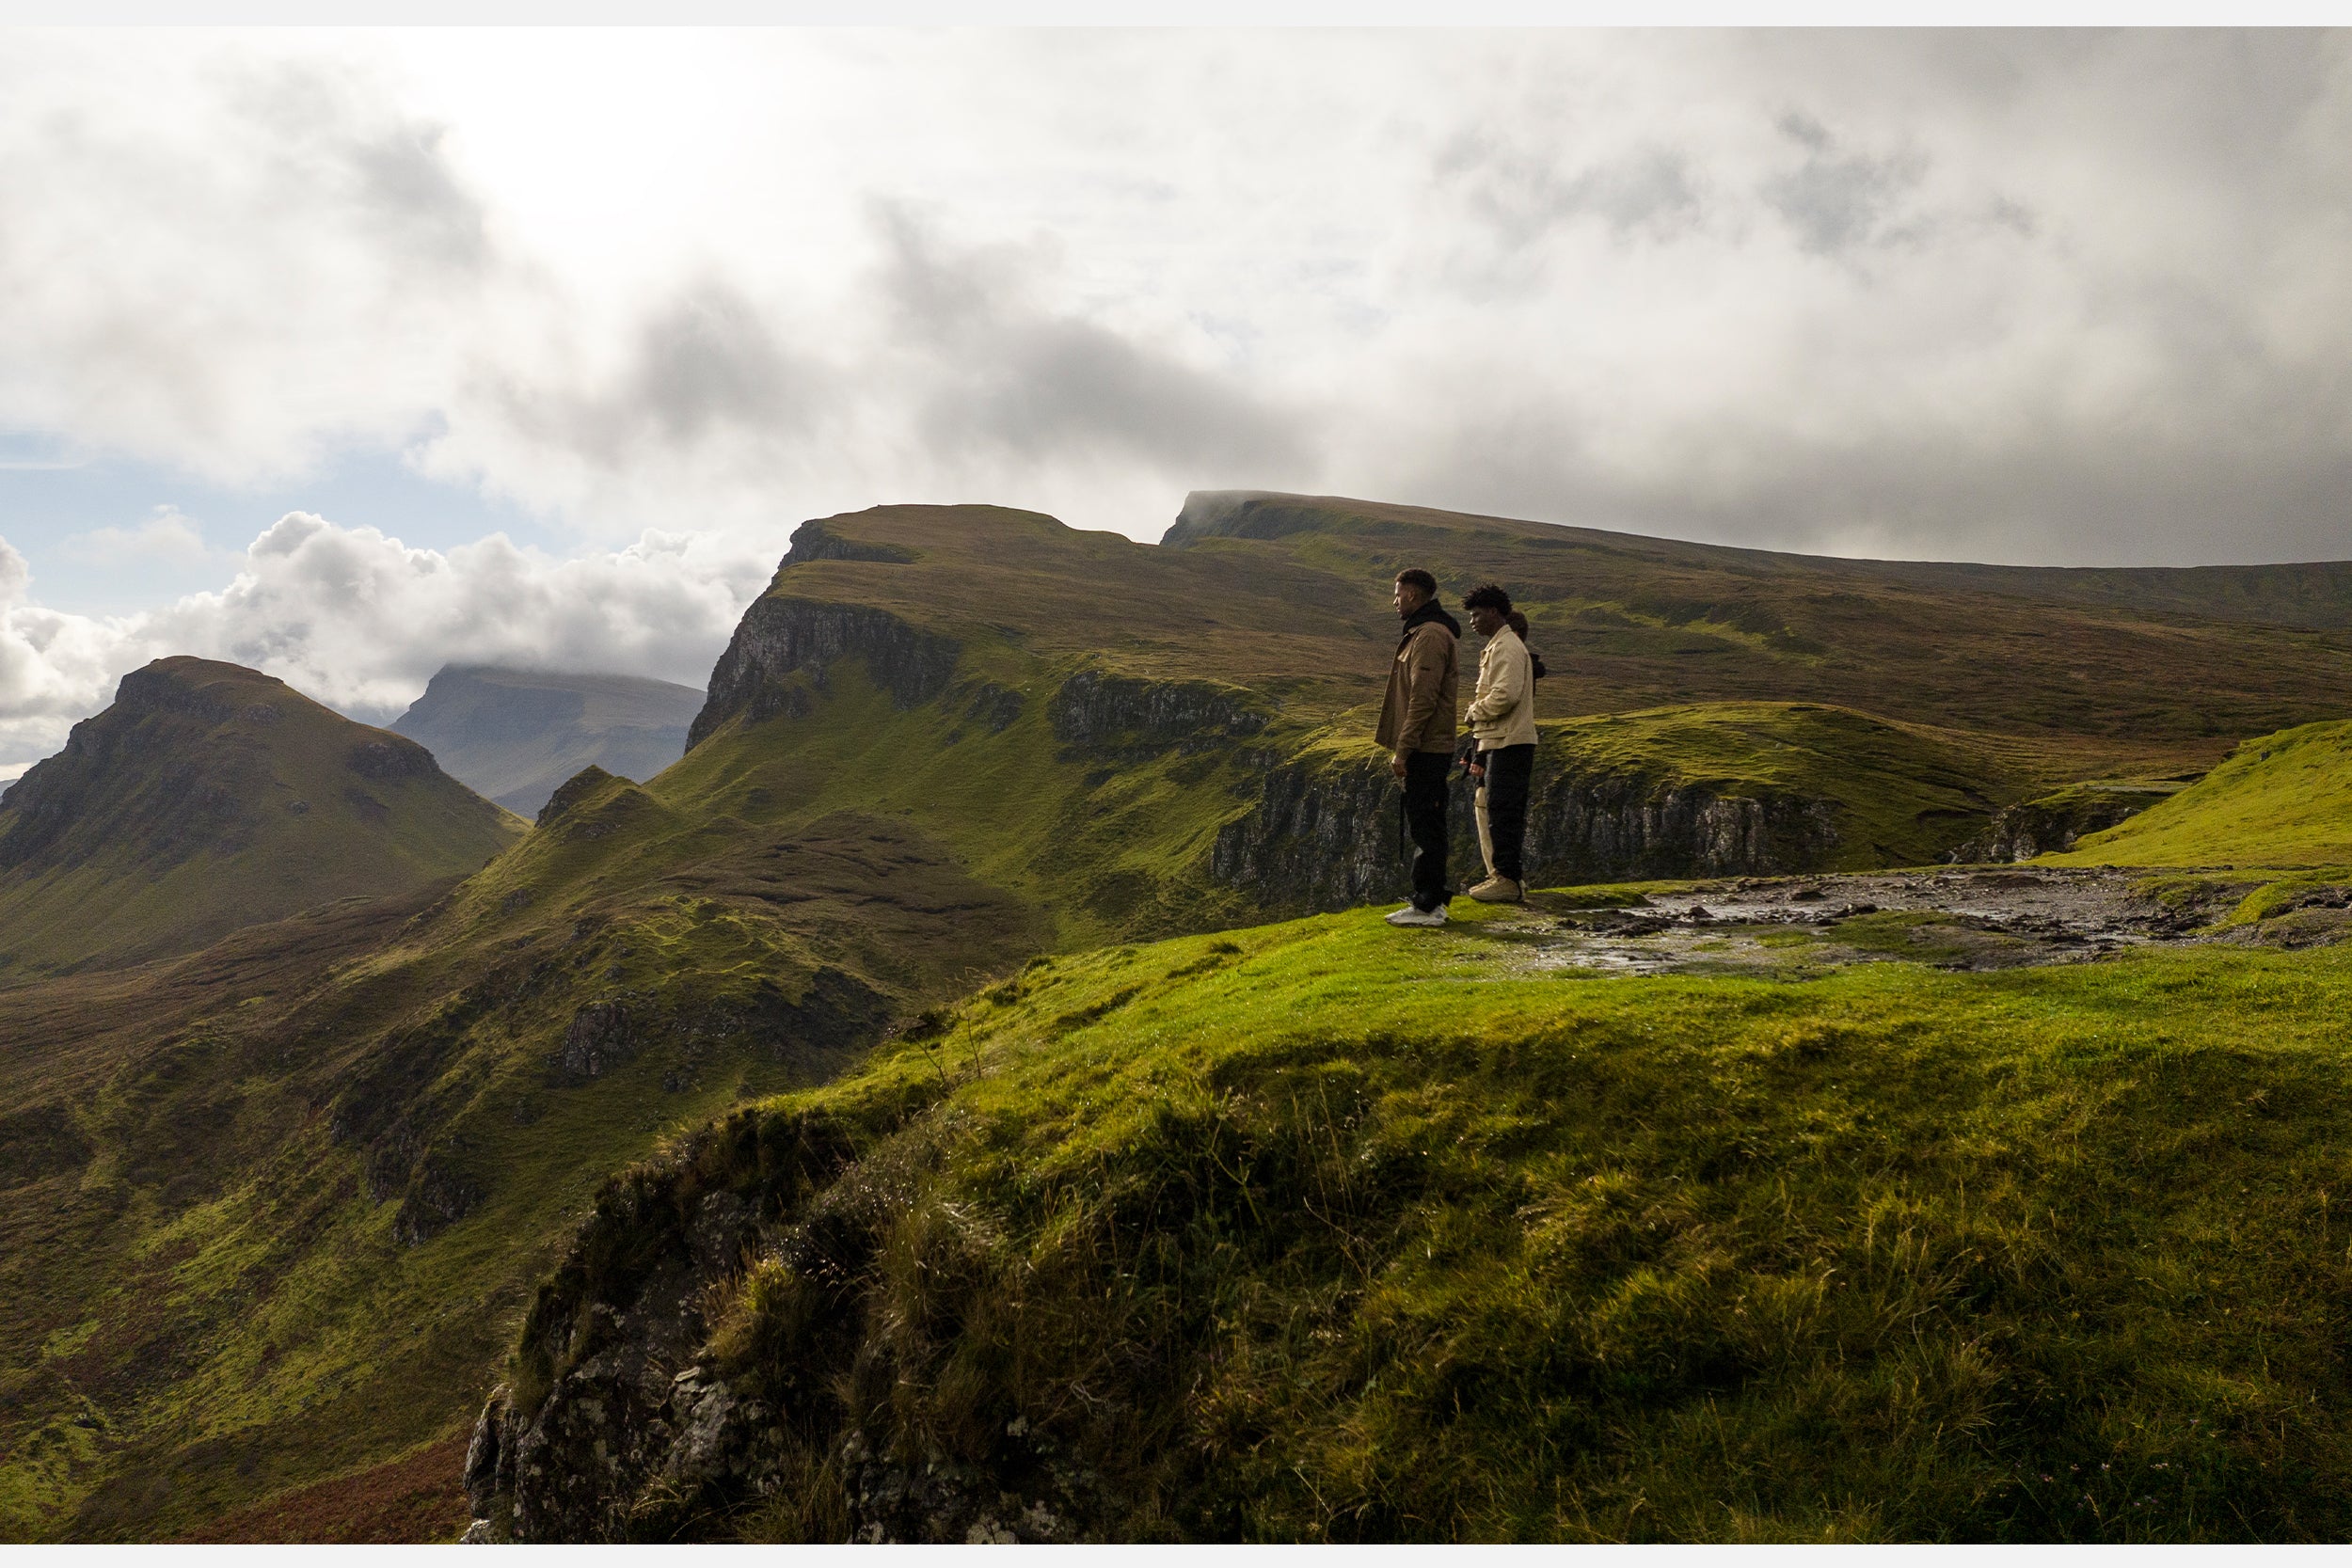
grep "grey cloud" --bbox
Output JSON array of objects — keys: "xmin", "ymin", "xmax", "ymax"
[
  {"xmin": 1438, "ymin": 134, "xmax": 1705, "ymax": 249},
  {"xmin": 633, "ymin": 287, "xmax": 811, "ymax": 445},
  {"xmin": 878, "ymin": 207, "xmax": 1309, "ymax": 476},
  {"xmin": 1760, "ymin": 113, "xmax": 1928, "ymax": 256},
  {"xmin": 227, "ymin": 58, "xmax": 491, "ymax": 275},
  {"xmin": 487, "ymin": 280, "xmax": 823, "ymax": 465}
]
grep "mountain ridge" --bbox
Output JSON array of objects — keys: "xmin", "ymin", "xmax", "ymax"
[
  {"xmin": 391, "ymin": 664, "xmax": 704, "ymax": 816},
  {"xmin": 0, "ymin": 657, "xmax": 523, "ymax": 980}
]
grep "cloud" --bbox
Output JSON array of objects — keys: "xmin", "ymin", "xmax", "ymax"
[
  {"xmin": 0, "ymin": 37, "xmax": 506, "ymax": 486},
  {"xmin": 876, "ymin": 207, "xmax": 1310, "ymax": 477},
  {"xmin": 1759, "ymin": 113, "xmax": 1929, "ymax": 256},
  {"xmin": 1, "ymin": 27, "xmax": 2351, "ymax": 774},
  {"xmin": 0, "ymin": 512, "xmax": 769, "ymax": 768},
  {"xmin": 57, "ymin": 506, "xmax": 213, "ymax": 566}
]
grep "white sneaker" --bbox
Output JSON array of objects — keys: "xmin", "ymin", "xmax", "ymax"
[{"xmin": 1385, "ymin": 903, "xmax": 1449, "ymax": 927}]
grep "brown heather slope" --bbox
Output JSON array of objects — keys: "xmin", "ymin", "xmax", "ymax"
[
  {"xmin": 0, "ymin": 657, "xmax": 525, "ymax": 981},
  {"xmin": 1159, "ymin": 491, "xmax": 2352, "ymax": 774}
]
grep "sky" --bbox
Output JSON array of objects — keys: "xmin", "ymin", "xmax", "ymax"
[{"xmin": 3, "ymin": 27, "xmax": 2350, "ymax": 776}]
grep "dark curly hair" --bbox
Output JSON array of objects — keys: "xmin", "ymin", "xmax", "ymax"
[
  {"xmin": 1394, "ymin": 567, "xmax": 1438, "ymax": 596},
  {"xmin": 1461, "ymin": 582, "xmax": 1513, "ymax": 614}
]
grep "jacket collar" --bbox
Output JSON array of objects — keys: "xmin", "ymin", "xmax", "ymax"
[{"xmin": 1399, "ymin": 598, "xmax": 1460, "ymax": 643}]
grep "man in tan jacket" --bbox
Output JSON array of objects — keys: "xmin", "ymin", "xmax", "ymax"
[
  {"xmin": 1460, "ymin": 583, "xmax": 1538, "ymax": 903},
  {"xmin": 1375, "ymin": 568, "xmax": 1459, "ymax": 927}
]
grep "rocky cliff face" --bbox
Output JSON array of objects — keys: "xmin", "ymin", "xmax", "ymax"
[
  {"xmin": 1948, "ymin": 786, "xmax": 2167, "ymax": 863},
  {"xmin": 459, "ymin": 1100, "xmax": 1100, "ymax": 1545},
  {"xmin": 1048, "ymin": 668, "xmax": 1266, "ymax": 755},
  {"xmin": 688, "ymin": 598, "xmax": 961, "ymax": 752},
  {"xmin": 1212, "ymin": 753, "xmax": 1843, "ymax": 910},
  {"xmin": 778, "ymin": 518, "xmax": 919, "ymax": 569}
]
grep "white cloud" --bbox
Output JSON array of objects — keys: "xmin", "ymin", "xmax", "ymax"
[
  {"xmin": 0, "ymin": 512, "xmax": 766, "ymax": 768},
  {"xmin": 57, "ymin": 506, "xmax": 213, "ymax": 567},
  {"xmin": 3, "ymin": 29, "xmax": 2344, "ymax": 563},
  {"xmin": 5, "ymin": 28, "xmax": 2352, "ymax": 770}
]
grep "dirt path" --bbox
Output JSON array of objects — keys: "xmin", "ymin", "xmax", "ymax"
[{"xmin": 1486, "ymin": 866, "xmax": 2221, "ymax": 978}]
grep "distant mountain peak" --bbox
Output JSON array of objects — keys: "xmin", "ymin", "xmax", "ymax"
[
  {"xmin": 391, "ymin": 664, "xmax": 705, "ymax": 817},
  {"xmin": 0, "ymin": 656, "xmax": 520, "ymax": 978}
]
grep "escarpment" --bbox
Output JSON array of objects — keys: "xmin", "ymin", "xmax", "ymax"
[
  {"xmin": 689, "ymin": 598, "xmax": 961, "ymax": 750},
  {"xmin": 1048, "ymin": 668, "xmax": 1266, "ymax": 754},
  {"xmin": 1212, "ymin": 751, "xmax": 1846, "ymax": 911},
  {"xmin": 1950, "ymin": 784, "xmax": 2174, "ymax": 863},
  {"xmin": 777, "ymin": 517, "xmax": 920, "ymax": 569}
]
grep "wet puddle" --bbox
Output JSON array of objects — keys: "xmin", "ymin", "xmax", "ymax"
[{"xmin": 1470, "ymin": 866, "xmax": 2206, "ymax": 978}]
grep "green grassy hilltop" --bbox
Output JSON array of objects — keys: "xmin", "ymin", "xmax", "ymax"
[
  {"xmin": 11, "ymin": 494, "xmax": 2352, "ymax": 1542},
  {"xmin": 0, "ymin": 657, "xmax": 524, "ymax": 979},
  {"xmin": 2049, "ymin": 720, "xmax": 2352, "ymax": 870},
  {"xmin": 512, "ymin": 900, "xmax": 2352, "ymax": 1543}
]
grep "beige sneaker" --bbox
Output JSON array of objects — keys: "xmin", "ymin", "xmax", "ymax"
[{"xmin": 1468, "ymin": 876, "xmax": 1523, "ymax": 904}]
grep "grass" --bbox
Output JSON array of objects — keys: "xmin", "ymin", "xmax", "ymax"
[
  {"xmin": 2049, "ymin": 721, "xmax": 2352, "ymax": 869},
  {"xmin": 0, "ymin": 783, "xmax": 1041, "ymax": 1541},
  {"xmin": 15, "ymin": 495, "xmax": 2352, "ymax": 1541},
  {"xmin": 512, "ymin": 899, "xmax": 2352, "ymax": 1542}
]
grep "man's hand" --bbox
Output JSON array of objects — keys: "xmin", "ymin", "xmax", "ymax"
[
  {"xmin": 1391, "ymin": 751, "xmax": 1408, "ymax": 778},
  {"xmin": 1468, "ymin": 764, "xmax": 1485, "ymax": 782}
]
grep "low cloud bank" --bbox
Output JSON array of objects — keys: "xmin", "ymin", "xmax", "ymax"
[{"xmin": 0, "ymin": 514, "xmax": 767, "ymax": 771}]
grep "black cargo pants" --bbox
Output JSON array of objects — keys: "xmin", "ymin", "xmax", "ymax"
[
  {"xmin": 1403, "ymin": 750, "xmax": 1452, "ymax": 911},
  {"xmin": 1475, "ymin": 742, "xmax": 1535, "ymax": 883}
]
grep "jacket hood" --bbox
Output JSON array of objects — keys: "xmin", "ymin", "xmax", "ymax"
[{"xmin": 1400, "ymin": 599, "xmax": 1461, "ymax": 641}]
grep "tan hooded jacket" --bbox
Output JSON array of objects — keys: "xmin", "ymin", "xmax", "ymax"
[
  {"xmin": 1375, "ymin": 611, "xmax": 1459, "ymax": 755},
  {"xmin": 1465, "ymin": 623, "xmax": 1537, "ymax": 749}
]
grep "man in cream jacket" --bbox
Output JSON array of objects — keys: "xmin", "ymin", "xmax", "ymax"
[{"xmin": 1460, "ymin": 583, "xmax": 1537, "ymax": 903}]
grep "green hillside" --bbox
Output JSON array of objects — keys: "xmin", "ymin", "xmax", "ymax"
[
  {"xmin": 0, "ymin": 657, "xmax": 524, "ymax": 979},
  {"xmin": 488, "ymin": 899, "xmax": 2352, "ymax": 1542},
  {"xmin": 2045, "ymin": 721, "xmax": 2352, "ymax": 869},
  {"xmin": 15, "ymin": 495, "xmax": 2352, "ymax": 1541}
]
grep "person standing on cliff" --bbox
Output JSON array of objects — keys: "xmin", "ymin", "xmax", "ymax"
[
  {"xmin": 1375, "ymin": 568, "xmax": 1460, "ymax": 927},
  {"xmin": 1460, "ymin": 583, "xmax": 1541, "ymax": 903}
]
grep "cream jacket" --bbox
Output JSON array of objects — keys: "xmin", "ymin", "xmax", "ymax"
[{"xmin": 1465, "ymin": 625, "xmax": 1537, "ymax": 749}]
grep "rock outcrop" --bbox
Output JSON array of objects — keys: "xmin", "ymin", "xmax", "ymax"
[
  {"xmin": 778, "ymin": 518, "xmax": 919, "ymax": 569},
  {"xmin": 1212, "ymin": 753, "xmax": 1843, "ymax": 911},
  {"xmin": 1948, "ymin": 784, "xmax": 2172, "ymax": 863},
  {"xmin": 460, "ymin": 1108, "xmax": 1099, "ymax": 1544},
  {"xmin": 1048, "ymin": 668, "xmax": 1266, "ymax": 755},
  {"xmin": 688, "ymin": 598, "xmax": 961, "ymax": 751}
]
